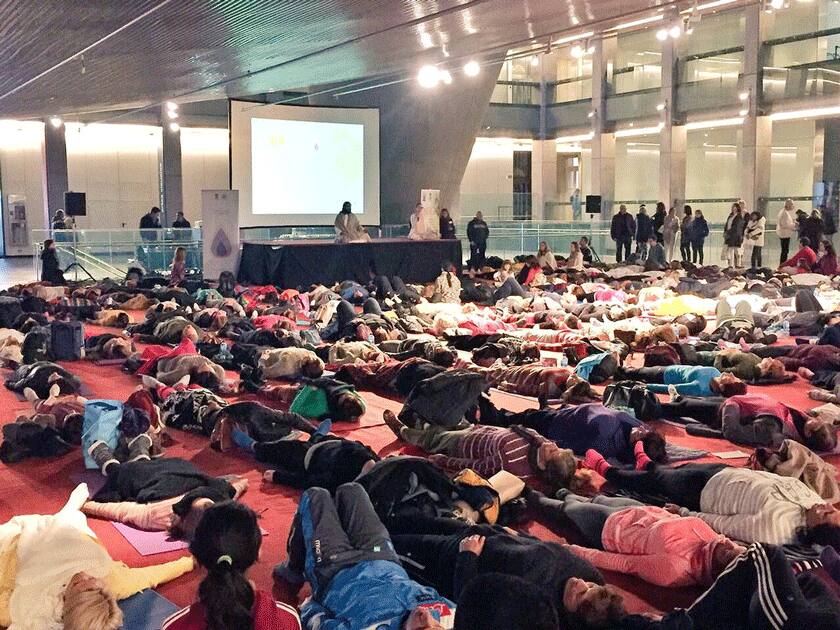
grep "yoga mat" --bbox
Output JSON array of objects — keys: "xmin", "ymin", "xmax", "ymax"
[
  {"xmin": 664, "ymin": 443, "xmax": 708, "ymax": 462},
  {"xmin": 113, "ymin": 522, "xmax": 269, "ymax": 556},
  {"xmin": 71, "ymin": 471, "xmax": 107, "ymax": 496},
  {"xmin": 119, "ymin": 589, "xmax": 181, "ymax": 630},
  {"xmin": 113, "ymin": 522, "xmax": 189, "ymax": 555}
]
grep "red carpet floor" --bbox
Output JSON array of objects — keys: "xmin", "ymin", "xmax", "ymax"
[{"xmin": 1, "ymin": 320, "xmax": 838, "ymax": 617}]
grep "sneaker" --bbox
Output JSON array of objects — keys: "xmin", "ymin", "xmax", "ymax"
[
  {"xmin": 382, "ymin": 410, "xmax": 405, "ymax": 438},
  {"xmin": 667, "ymin": 385, "xmax": 680, "ymax": 402}
]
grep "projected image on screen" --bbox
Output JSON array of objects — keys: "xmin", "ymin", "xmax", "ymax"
[{"xmin": 251, "ymin": 118, "xmax": 364, "ymax": 215}]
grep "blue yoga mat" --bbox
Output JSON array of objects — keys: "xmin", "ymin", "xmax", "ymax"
[{"xmin": 119, "ymin": 590, "xmax": 181, "ymax": 630}]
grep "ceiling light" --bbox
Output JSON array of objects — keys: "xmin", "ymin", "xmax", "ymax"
[
  {"xmin": 770, "ymin": 104, "xmax": 840, "ymax": 121},
  {"xmin": 440, "ymin": 69, "xmax": 453, "ymax": 84},
  {"xmin": 610, "ymin": 14, "xmax": 664, "ymax": 31},
  {"xmin": 49, "ymin": 116, "xmax": 62, "ymax": 128},
  {"xmin": 681, "ymin": 0, "xmax": 737, "ymax": 12},
  {"xmin": 685, "ymin": 117, "xmax": 745, "ymax": 130},
  {"xmin": 739, "ymin": 91, "xmax": 750, "ymax": 101},
  {"xmin": 656, "ymin": 29, "xmax": 669, "ymax": 41},
  {"xmin": 570, "ymin": 44, "xmax": 584, "ymax": 58},
  {"xmin": 656, "ymin": 102, "xmax": 666, "ymax": 111},
  {"xmin": 463, "ymin": 60, "xmax": 481, "ymax": 76},
  {"xmin": 771, "ymin": 0, "xmax": 784, "ymax": 8},
  {"xmin": 587, "ymin": 110, "xmax": 595, "ymax": 119},
  {"xmin": 551, "ymin": 31, "xmax": 595, "ymax": 46},
  {"xmin": 168, "ymin": 122, "xmax": 180, "ymax": 132},
  {"xmin": 615, "ymin": 124, "xmax": 665, "ymax": 137},
  {"xmin": 166, "ymin": 101, "xmax": 178, "ymax": 111},
  {"xmin": 166, "ymin": 110, "xmax": 178, "ymax": 119},
  {"xmin": 739, "ymin": 108, "xmax": 749, "ymax": 116},
  {"xmin": 417, "ymin": 65, "xmax": 440, "ymax": 88},
  {"xmin": 555, "ymin": 132, "xmax": 595, "ymax": 143},
  {"xmin": 669, "ymin": 25, "xmax": 682, "ymax": 38},
  {"xmin": 530, "ymin": 56, "xmax": 540, "ymax": 66}
]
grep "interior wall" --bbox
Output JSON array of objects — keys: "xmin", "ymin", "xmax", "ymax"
[
  {"xmin": 0, "ymin": 121, "xmax": 48, "ymax": 255},
  {"xmin": 180, "ymin": 127, "xmax": 230, "ymax": 223},
  {"xmin": 685, "ymin": 127, "xmax": 743, "ymax": 222},
  {"xmin": 614, "ymin": 135, "xmax": 660, "ymax": 202},
  {"xmin": 769, "ymin": 119, "xmax": 817, "ymax": 198},
  {"xmin": 65, "ymin": 123, "xmax": 162, "ymax": 229}
]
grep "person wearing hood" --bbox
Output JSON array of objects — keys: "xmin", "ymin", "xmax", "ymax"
[{"xmin": 40, "ymin": 239, "xmax": 65, "ymax": 285}]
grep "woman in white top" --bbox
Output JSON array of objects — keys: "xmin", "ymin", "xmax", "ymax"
[
  {"xmin": 432, "ymin": 261, "xmax": 461, "ymax": 303},
  {"xmin": 536, "ymin": 241, "xmax": 557, "ymax": 271},
  {"xmin": 743, "ymin": 211, "xmax": 766, "ymax": 269},
  {"xmin": 662, "ymin": 207, "xmax": 680, "ymax": 262},
  {"xmin": 334, "ymin": 202, "xmax": 370, "ymax": 243},
  {"xmin": 564, "ymin": 242, "xmax": 584, "ymax": 271},
  {"xmin": 493, "ymin": 260, "xmax": 514, "ymax": 285},
  {"xmin": 408, "ymin": 204, "xmax": 439, "ymax": 240},
  {"xmin": 777, "ymin": 198, "xmax": 797, "ymax": 266}
]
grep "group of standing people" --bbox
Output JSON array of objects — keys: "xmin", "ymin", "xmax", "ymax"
[{"xmin": 611, "ymin": 202, "xmax": 709, "ymax": 266}]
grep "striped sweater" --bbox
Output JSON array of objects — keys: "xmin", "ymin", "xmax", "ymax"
[
  {"xmin": 686, "ymin": 468, "xmax": 824, "ymax": 544},
  {"xmin": 429, "ymin": 425, "xmax": 546, "ymax": 479}
]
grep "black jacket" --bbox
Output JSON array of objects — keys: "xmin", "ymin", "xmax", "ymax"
[
  {"xmin": 723, "ymin": 213, "xmax": 746, "ymax": 247},
  {"xmin": 439, "ymin": 216, "xmax": 456, "ymax": 239},
  {"xmin": 611, "ymin": 212, "xmax": 636, "ymax": 241},
  {"xmin": 466, "ymin": 219, "xmax": 489, "ymax": 245},
  {"xmin": 801, "ymin": 216, "xmax": 824, "ymax": 248},
  {"xmin": 266, "ymin": 435, "xmax": 379, "ymax": 492},
  {"xmin": 636, "ymin": 213, "xmax": 655, "ymax": 242},
  {"xmin": 40, "ymin": 248, "xmax": 65, "ymax": 285},
  {"xmin": 172, "ymin": 217, "xmax": 191, "ymax": 228}
]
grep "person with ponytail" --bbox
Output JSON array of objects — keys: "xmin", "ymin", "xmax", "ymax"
[
  {"xmin": 162, "ymin": 502, "xmax": 301, "ymax": 630},
  {"xmin": 432, "ymin": 260, "xmax": 462, "ymax": 303}
]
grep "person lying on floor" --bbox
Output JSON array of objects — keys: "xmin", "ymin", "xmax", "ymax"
[
  {"xmin": 0, "ymin": 483, "xmax": 193, "ymax": 630},
  {"xmin": 698, "ymin": 298, "xmax": 778, "ymax": 344},
  {"xmin": 378, "ymin": 337, "xmax": 457, "ymax": 367},
  {"xmin": 333, "ymin": 356, "xmax": 446, "ymax": 397},
  {"xmin": 525, "ymin": 488, "xmax": 745, "ymax": 588},
  {"xmin": 84, "ymin": 333, "xmax": 135, "ymax": 360},
  {"xmin": 324, "ymin": 339, "xmax": 388, "ymax": 365},
  {"xmin": 274, "ymin": 482, "xmax": 456, "ymax": 630},
  {"xmin": 154, "ymin": 347, "xmax": 228, "ymax": 390},
  {"xmin": 464, "ymin": 362, "xmax": 599, "ymax": 401},
  {"xmin": 617, "ymin": 364, "xmax": 747, "ymax": 398},
  {"xmin": 474, "ymin": 397, "xmax": 668, "ymax": 465},
  {"xmin": 454, "ymin": 574, "xmax": 561, "ymax": 630},
  {"xmin": 258, "ymin": 346, "xmax": 325, "ymax": 379},
  {"xmin": 4, "ymin": 360, "xmax": 82, "ymax": 398},
  {"xmin": 744, "ymin": 341, "xmax": 840, "ymax": 377},
  {"xmin": 256, "ymin": 376, "xmax": 367, "ymax": 422},
  {"xmin": 383, "ymin": 409, "xmax": 582, "ymax": 487},
  {"xmin": 132, "ymin": 314, "xmax": 204, "ymax": 344},
  {"xmin": 582, "ymin": 450, "xmax": 840, "ymax": 549},
  {"xmin": 84, "ymin": 436, "xmax": 247, "ymax": 536},
  {"xmin": 470, "ymin": 337, "xmax": 541, "ymax": 367},
  {"xmin": 622, "ymin": 543, "xmax": 840, "ymax": 630},
  {"xmin": 233, "ymin": 424, "xmax": 379, "ymax": 493},
  {"xmin": 162, "ymin": 502, "xmax": 302, "ymax": 630},
  {"xmin": 387, "ymin": 513, "xmax": 626, "ymax": 629},
  {"xmin": 687, "ymin": 348, "xmax": 786, "ymax": 381},
  {"xmin": 663, "ymin": 392, "xmax": 837, "ymax": 451}
]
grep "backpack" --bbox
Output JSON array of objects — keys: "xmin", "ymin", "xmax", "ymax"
[
  {"xmin": 218, "ymin": 271, "xmax": 236, "ymax": 298},
  {"xmin": 603, "ymin": 380, "xmax": 662, "ymax": 421},
  {"xmin": 50, "ymin": 321, "xmax": 84, "ymax": 361},
  {"xmin": 643, "ymin": 343, "xmax": 681, "ymax": 367},
  {"xmin": 82, "ymin": 400, "xmax": 123, "ymax": 469},
  {"xmin": 573, "ymin": 352, "xmax": 618, "ymax": 384}
]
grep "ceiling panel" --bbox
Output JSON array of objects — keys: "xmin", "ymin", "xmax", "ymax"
[{"xmin": 0, "ymin": 0, "xmax": 700, "ymax": 119}]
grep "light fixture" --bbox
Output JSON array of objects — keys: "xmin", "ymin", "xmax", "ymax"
[
  {"xmin": 440, "ymin": 69, "xmax": 453, "ymax": 84},
  {"xmin": 656, "ymin": 102, "xmax": 667, "ymax": 111},
  {"xmin": 587, "ymin": 110, "xmax": 595, "ymax": 119},
  {"xmin": 656, "ymin": 28, "xmax": 669, "ymax": 41},
  {"xmin": 685, "ymin": 117, "xmax": 745, "ymax": 130},
  {"xmin": 570, "ymin": 44, "xmax": 584, "ymax": 58},
  {"xmin": 166, "ymin": 101, "xmax": 178, "ymax": 111},
  {"xmin": 615, "ymin": 123, "xmax": 665, "ymax": 137},
  {"xmin": 552, "ymin": 31, "xmax": 595, "ymax": 46},
  {"xmin": 770, "ymin": 104, "xmax": 840, "ymax": 121},
  {"xmin": 166, "ymin": 110, "xmax": 178, "ymax": 119},
  {"xmin": 610, "ymin": 14, "xmax": 664, "ymax": 32},
  {"xmin": 168, "ymin": 122, "xmax": 180, "ymax": 132},
  {"xmin": 739, "ymin": 108, "xmax": 749, "ymax": 117},
  {"xmin": 463, "ymin": 60, "xmax": 480, "ymax": 76},
  {"xmin": 770, "ymin": 0, "xmax": 784, "ymax": 8},
  {"xmin": 530, "ymin": 56, "xmax": 540, "ymax": 66},
  {"xmin": 555, "ymin": 132, "xmax": 595, "ymax": 143},
  {"xmin": 739, "ymin": 91, "xmax": 750, "ymax": 101},
  {"xmin": 49, "ymin": 116, "xmax": 62, "ymax": 128},
  {"xmin": 669, "ymin": 24, "xmax": 683, "ymax": 38},
  {"xmin": 681, "ymin": 0, "xmax": 737, "ymax": 12},
  {"xmin": 417, "ymin": 65, "xmax": 440, "ymax": 88}
]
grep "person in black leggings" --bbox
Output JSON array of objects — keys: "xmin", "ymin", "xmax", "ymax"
[
  {"xmin": 601, "ymin": 462, "xmax": 729, "ymax": 511},
  {"xmin": 493, "ymin": 276, "xmax": 530, "ymax": 301},
  {"xmin": 660, "ymin": 396, "xmax": 725, "ymax": 426}
]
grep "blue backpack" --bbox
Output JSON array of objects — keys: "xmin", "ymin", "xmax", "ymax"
[
  {"xmin": 574, "ymin": 352, "xmax": 619, "ymax": 384},
  {"xmin": 82, "ymin": 400, "xmax": 123, "ymax": 469}
]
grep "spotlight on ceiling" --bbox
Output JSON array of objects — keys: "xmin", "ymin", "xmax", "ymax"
[
  {"xmin": 530, "ymin": 55, "xmax": 540, "ymax": 66},
  {"xmin": 463, "ymin": 60, "xmax": 481, "ymax": 76},
  {"xmin": 570, "ymin": 44, "xmax": 584, "ymax": 58},
  {"xmin": 166, "ymin": 109, "xmax": 179, "ymax": 119},
  {"xmin": 417, "ymin": 65, "xmax": 441, "ymax": 88},
  {"xmin": 49, "ymin": 116, "xmax": 63, "ymax": 128},
  {"xmin": 771, "ymin": 0, "xmax": 784, "ymax": 8},
  {"xmin": 440, "ymin": 69, "xmax": 453, "ymax": 84},
  {"xmin": 166, "ymin": 101, "xmax": 178, "ymax": 111},
  {"xmin": 656, "ymin": 28, "xmax": 669, "ymax": 41},
  {"xmin": 169, "ymin": 122, "xmax": 180, "ymax": 132}
]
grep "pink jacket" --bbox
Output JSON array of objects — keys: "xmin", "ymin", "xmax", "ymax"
[{"xmin": 567, "ymin": 506, "xmax": 725, "ymax": 587}]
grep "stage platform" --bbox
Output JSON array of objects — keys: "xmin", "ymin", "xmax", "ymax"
[{"xmin": 237, "ymin": 237, "xmax": 463, "ymax": 287}]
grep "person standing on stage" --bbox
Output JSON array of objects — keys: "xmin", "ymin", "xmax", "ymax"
[
  {"xmin": 467, "ymin": 211, "xmax": 489, "ymax": 272},
  {"xmin": 439, "ymin": 208, "xmax": 456, "ymax": 240},
  {"xmin": 334, "ymin": 201, "xmax": 370, "ymax": 243}
]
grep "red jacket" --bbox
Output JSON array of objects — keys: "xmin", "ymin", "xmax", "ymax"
[
  {"xmin": 781, "ymin": 246, "xmax": 817, "ymax": 272},
  {"xmin": 779, "ymin": 344, "xmax": 840, "ymax": 372},
  {"xmin": 162, "ymin": 591, "xmax": 301, "ymax": 630},
  {"xmin": 568, "ymin": 506, "xmax": 726, "ymax": 587}
]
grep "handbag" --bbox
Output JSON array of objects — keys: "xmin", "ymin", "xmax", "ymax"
[{"xmin": 603, "ymin": 380, "xmax": 662, "ymax": 421}]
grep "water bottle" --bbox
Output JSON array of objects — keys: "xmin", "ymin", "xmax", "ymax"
[
  {"xmin": 220, "ymin": 342, "xmax": 229, "ymax": 354},
  {"xmin": 559, "ymin": 354, "xmax": 568, "ymax": 368}
]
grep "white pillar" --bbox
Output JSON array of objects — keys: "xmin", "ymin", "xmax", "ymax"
[
  {"xmin": 741, "ymin": 3, "xmax": 771, "ymax": 215},
  {"xmin": 659, "ymin": 37, "xmax": 686, "ymax": 209},
  {"xmin": 531, "ymin": 140, "xmax": 557, "ymax": 220},
  {"xmin": 590, "ymin": 38, "xmax": 615, "ymax": 215}
]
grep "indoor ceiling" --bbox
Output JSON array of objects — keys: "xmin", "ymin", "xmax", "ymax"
[{"xmin": 0, "ymin": 0, "xmax": 739, "ymax": 120}]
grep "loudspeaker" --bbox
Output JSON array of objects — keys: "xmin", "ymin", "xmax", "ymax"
[
  {"xmin": 64, "ymin": 192, "xmax": 86, "ymax": 217},
  {"xmin": 585, "ymin": 195, "xmax": 602, "ymax": 214}
]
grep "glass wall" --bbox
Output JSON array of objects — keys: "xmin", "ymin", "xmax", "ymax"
[
  {"xmin": 552, "ymin": 46, "xmax": 593, "ymax": 103},
  {"xmin": 491, "ymin": 57, "xmax": 541, "ymax": 104},
  {"xmin": 685, "ymin": 125, "xmax": 744, "ymax": 222},
  {"xmin": 614, "ymin": 134, "xmax": 660, "ymax": 204},
  {"xmin": 551, "ymin": 139, "xmax": 592, "ymax": 220},
  {"xmin": 611, "ymin": 28, "xmax": 662, "ymax": 94}
]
